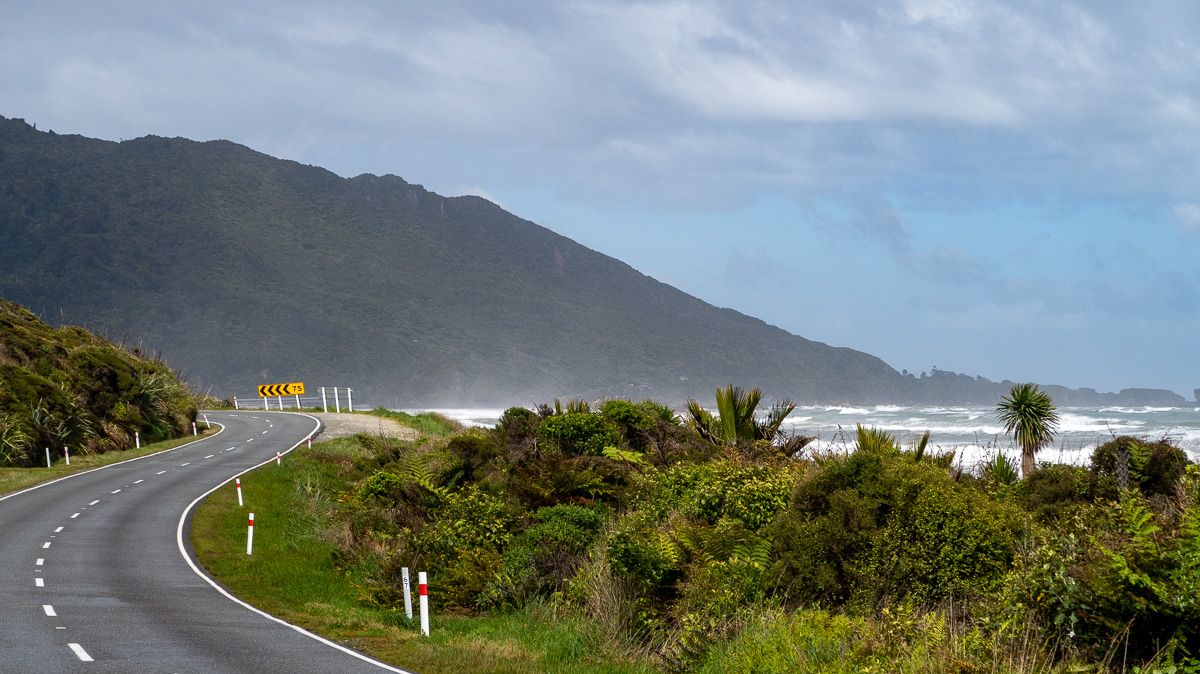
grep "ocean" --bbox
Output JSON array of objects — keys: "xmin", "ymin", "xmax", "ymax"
[{"xmin": 414, "ymin": 404, "xmax": 1200, "ymax": 469}]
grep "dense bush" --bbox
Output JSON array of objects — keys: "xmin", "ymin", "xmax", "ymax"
[
  {"xmin": 770, "ymin": 446, "xmax": 1022, "ymax": 608},
  {"xmin": 537, "ymin": 412, "xmax": 622, "ymax": 456},
  {"xmin": 483, "ymin": 504, "xmax": 608, "ymax": 609},
  {"xmin": 1017, "ymin": 463, "xmax": 1117, "ymax": 522},
  {"xmin": 1092, "ymin": 435, "xmax": 1191, "ymax": 498}
]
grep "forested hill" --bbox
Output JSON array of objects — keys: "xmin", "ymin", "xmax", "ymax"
[{"xmin": 0, "ymin": 116, "xmax": 1184, "ymax": 406}]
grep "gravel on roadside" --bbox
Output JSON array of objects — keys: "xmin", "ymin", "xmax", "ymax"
[{"xmin": 308, "ymin": 412, "xmax": 418, "ymax": 441}]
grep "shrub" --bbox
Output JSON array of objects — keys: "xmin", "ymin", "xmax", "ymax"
[
  {"xmin": 600, "ymin": 399, "xmax": 655, "ymax": 450},
  {"xmin": 497, "ymin": 406, "xmax": 539, "ymax": 447},
  {"xmin": 1016, "ymin": 463, "xmax": 1117, "ymax": 522},
  {"xmin": 483, "ymin": 504, "xmax": 608, "ymax": 608},
  {"xmin": 1092, "ymin": 436, "xmax": 1191, "ymax": 498},
  {"xmin": 412, "ymin": 485, "xmax": 516, "ymax": 609},
  {"xmin": 443, "ymin": 428, "xmax": 503, "ymax": 486},
  {"xmin": 770, "ymin": 450, "xmax": 1022, "ymax": 608},
  {"xmin": 536, "ymin": 412, "xmax": 621, "ymax": 456}
]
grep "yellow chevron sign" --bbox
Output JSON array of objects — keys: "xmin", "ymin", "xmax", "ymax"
[{"xmin": 257, "ymin": 382, "xmax": 305, "ymax": 397}]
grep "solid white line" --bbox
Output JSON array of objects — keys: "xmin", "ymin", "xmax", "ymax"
[
  {"xmin": 54, "ymin": 526, "xmax": 63, "ymax": 533},
  {"xmin": 88, "ymin": 500, "xmax": 99, "ymax": 505},
  {"xmin": 36, "ymin": 558, "xmax": 44, "ymax": 566},
  {"xmin": 176, "ymin": 414, "xmax": 409, "ymax": 673},
  {"xmin": 67, "ymin": 643, "xmax": 93, "ymax": 662},
  {"xmin": 0, "ymin": 424, "xmax": 225, "ymax": 505},
  {"xmin": 42, "ymin": 542, "xmax": 51, "ymax": 549},
  {"xmin": 133, "ymin": 479, "xmax": 144, "ymax": 484},
  {"xmin": 111, "ymin": 489, "xmax": 121, "ymax": 494},
  {"xmin": 35, "ymin": 578, "xmax": 44, "ymax": 587},
  {"xmin": 70, "ymin": 512, "xmax": 79, "ymax": 518},
  {"xmin": 43, "ymin": 604, "xmax": 56, "ymax": 617}
]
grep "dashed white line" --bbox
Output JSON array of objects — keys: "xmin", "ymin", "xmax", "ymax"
[
  {"xmin": 54, "ymin": 526, "xmax": 63, "ymax": 533},
  {"xmin": 67, "ymin": 643, "xmax": 93, "ymax": 662},
  {"xmin": 36, "ymin": 558, "xmax": 43, "ymax": 566},
  {"xmin": 42, "ymin": 604, "xmax": 56, "ymax": 617},
  {"xmin": 42, "ymin": 542, "xmax": 51, "ymax": 549},
  {"xmin": 180, "ymin": 462, "xmax": 190, "ymax": 467},
  {"xmin": 133, "ymin": 479, "xmax": 144, "ymax": 484},
  {"xmin": 204, "ymin": 454, "xmax": 214, "ymax": 459},
  {"xmin": 245, "ymin": 438, "xmax": 254, "ymax": 443},
  {"xmin": 261, "ymin": 430, "xmax": 269, "ymax": 435},
  {"xmin": 35, "ymin": 578, "xmax": 44, "ymax": 587},
  {"xmin": 156, "ymin": 470, "xmax": 167, "ymax": 475},
  {"xmin": 111, "ymin": 489, "xmax": 121, "ymax": 494},
  {"xmin": 70, "ymin": 512, "xmax": 80, "ymax": 519},
  {"xmin": 88, "ymin": 500, "xmax": 99, "ymax": 506}
]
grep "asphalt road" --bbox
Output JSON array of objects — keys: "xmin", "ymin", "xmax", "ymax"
[{"xmin": 0, "ymin": 410, "xmax": 412, "ymax": 674}]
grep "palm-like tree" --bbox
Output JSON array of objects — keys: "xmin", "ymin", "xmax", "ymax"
[
  {"xmin": 996, "ymin": 383, "xmax": 1059, "ymax": 478},
  {"xmin": 685, "ymin": 384, "xmax": 808, "ymax": 454}
]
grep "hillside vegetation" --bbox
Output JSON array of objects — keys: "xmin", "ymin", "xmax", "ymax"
[
  {"xmin": 0, "ymin": 116, "xmax": 1181, "ymax": 406},
  {"xmin": 198, "ymin": 391, "xmax": 1199, "ymax": 673},
  {"xmin": 0, "ymin": 297, "xmax": 196, "ymax": 466}
]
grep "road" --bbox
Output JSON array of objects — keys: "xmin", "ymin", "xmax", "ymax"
[{"xmin": 0, "ymin": 411, "xmax": 412, "ymax": 674}]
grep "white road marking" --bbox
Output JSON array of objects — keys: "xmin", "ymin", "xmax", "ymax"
[
  {"xmin": 70, "ymin": 512, "xmax": 79, "ymax": 519},
  {"xmin": 54, "ymin": 526, "xmax": 63, "ymax": 533},
  {"xmin": 67, "ymin": 643, "xmax": 93, "ymax": 662},
  {"xmin": 111, "ymin": 489, "xmax": 121, "ymax": 494},
  {"xmin": 226, "ymin": 447, "xmax": 236, "ymax": 451},
  {"xmin": 42, "ymin": 542, "xmax": 51, "ymax": 549},
  {"xmin": 156, "ymin": 470, "xmax": 167, "ymax": 475},
  {"xmin": 180, "ymin": 463, "xmax": 190, "ymax": 466},
  {"xmin": 204, "ymin": 454, "xmax": 214, "ymax": 459},
  {"xmin": 133, "ymin": 479, "xmax": 144, "ymax": 484},
  {"xmin": 88, "ymin": 500, "xmax": 99, "ymax": 505},
  {"xmin": 36, "ymin": 558, "xmax": 43, "ymax": 566},
  {"xmin": 43, "ymin": 604, "xmax": 56, "ymax": 616},
  {"xmin": 261, "ymin": 430, "xmax": 269, "ymax": 435},
  {"xmin": 35, "ymin": 578, "xmax": 44, "ymax": 587},
  {"xmin": 246, "ymin": 438, "xmax": 254, "ymax": 443}
]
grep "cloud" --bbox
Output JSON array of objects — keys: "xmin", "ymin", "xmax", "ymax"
[{"xmin": 1174, "ymin": 202, "xmax": 1200, "ymax": 234}]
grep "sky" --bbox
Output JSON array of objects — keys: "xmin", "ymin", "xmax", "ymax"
[{"xmin": 3, "ymin": 1, "xmax": 1199, "ymax": 396}]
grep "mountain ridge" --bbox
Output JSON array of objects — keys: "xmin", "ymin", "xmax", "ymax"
[{"xmin": 0, "ymin": 116, "xmax": 1184, "ymax": 407}]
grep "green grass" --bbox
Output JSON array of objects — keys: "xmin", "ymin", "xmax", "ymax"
[
  {"xmin": 358, "ymin": 408, "xmax": 463, "ymax": 437},
  {"xmin": 190, "ymin": 436, "xmax": 654, "ymax": 674},
  {"xmin": 0, "ymin": 426, "xmax": 219, "ymax": 497}
]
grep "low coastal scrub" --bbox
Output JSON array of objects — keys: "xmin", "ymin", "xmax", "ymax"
[
  {"xmin": 0, "ymin": 298, "xmax": 198, "ymax": 466},
  {"xmin": 196, "ymin": 387, "xmax": 1200, "ymax": 672}
]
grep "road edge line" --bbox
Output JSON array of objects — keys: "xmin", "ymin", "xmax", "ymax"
[
  {"xmin": 175, "ymin": 412, "xmax": 415, "ymax": 674},
  {"xmin": 0, "ymin": 423, "xmax": 227, "ymax": 504}
]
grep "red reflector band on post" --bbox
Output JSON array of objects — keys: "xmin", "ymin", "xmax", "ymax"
[
  {"xmin": 248, "ymin": 516, "xmax": 255, "ymax": 526},
  {"xmin": 419, "ymin": 583, "xmax": 428, "ymax": 596}
]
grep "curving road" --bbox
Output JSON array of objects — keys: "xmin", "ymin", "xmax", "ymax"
[{"xmin": 0, "ymin": 411, "xmax": 411, "ymax": 674}]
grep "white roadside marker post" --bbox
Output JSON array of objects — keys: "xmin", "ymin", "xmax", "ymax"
[
  {"xmin": 246, "ymin": 513, "xmax": 255, "ymax": 555},
  {"xmin": 418, "ymin": 571, "xmax": 430, "ymax": 636},
  {"xmin": 321, "ymin": 387, "xmax": 328, "ymax": 413},
  {"xmin": 275, "ymin": 452, "xmax": 281, "ymax": 466},
  {"xmin": 64, "ymin": 447, "xmax": 70, "ymax": 466},
  {"xmin": 192, "ymin": 422, "xmax": 198, "ymax": 436},
  {"xmin": 347, "ymin": 388, "xmax": 354, "ymax": 413},
  {"xmin": 334, "ymin": 387, "xmax": 341, "ymax": 414},
  {"xmin": 45, "ymin": 448, "xmax": 51, "ymax": 468},
  {"xmin": 307, "ymin": 435, "xmax": 312, "ymax": 449},
  {"xmin": 203, "ymin": 414, "xmax": 210, "ymax": 429},
  {"xmin": 235, "ymin": 478, "xmax": 244, "ymax": 507},
  {"xmin": 233, "ymin": 396, "xmax": 239, "ymax": 410},
  {"xmin": 135, "ymin": 431, "xmax": 141, "ymax": 449},
  {"xmin": 277, "ymin": 396, "xmax": 283, "ymax": 411},
  {"xmin": 402, "ymin": 567, "xmax": 413, "ymax": 620},
  {"xmin": 263, "ymin": 395, "xmax": 269, "ymax": 411},
  {"xmin": 295, "ymin": 394, "xmax": 301, "ymax": 409}
]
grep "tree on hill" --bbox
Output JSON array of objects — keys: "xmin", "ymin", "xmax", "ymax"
[{"xmin": 996, "ymin": 382, "xmax": 1059, "ymax": 478}]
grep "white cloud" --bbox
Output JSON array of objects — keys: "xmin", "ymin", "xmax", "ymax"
[{"xmin": 1174, "ymin": 202, "xmax": 1200, "ymax": 234}]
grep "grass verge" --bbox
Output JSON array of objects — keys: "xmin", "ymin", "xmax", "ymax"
[
  {"xmin": 0, "ymin": 426, "xmax": 219, "ymax": 497},
  {"xmin": 190, "ymin": 436, "xmax": 654, "ymax": 674}
]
